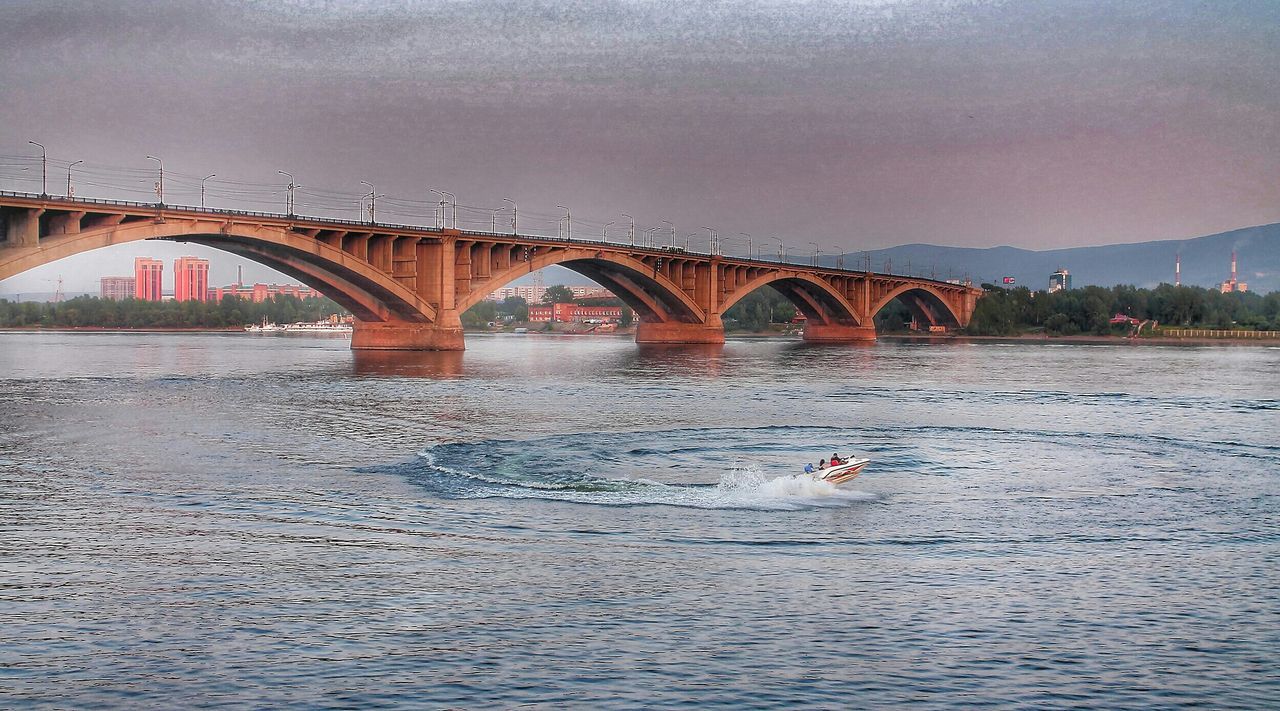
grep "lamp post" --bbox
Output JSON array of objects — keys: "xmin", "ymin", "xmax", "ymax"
[
  {"xmin": 643, "ymin": 226, "xmax": 660, "ymax": 247},
  {"xmin": 66, "ymin": 160, "xmax": 83, "ymax": 198},
  {"xmin": 28, "ymin": 141, "xmax": 46, "ymax": 196},
  {"xmin": 441, "ymin": 190, "xmax": 456, "ymax": 228},
  {"xmin": 702, "ymin": 227, "xmax": 716, "ymax": 255},
  {"xmin": 603, "ymin": 220, "xmax": 614, "ymax": 242},
  {"xmin": 429, "ymin": 189, "xmax": 447, "ymax": 228},
  {"xmin": 662, "ymin": 220, "xmax": 674, "ymax": 248},
  {"xmin": 146, "ymin": 155, "xmax": 164, "ymax": 204},
  {"xmin": 503, "ymin": 198, "xmax": 517, "ymax": 234},
  {"xmin": 809, "ymin": 241, "xmax": 820, "ymax": 266},
  {"xmin": 200, "ymin": 173, "xmax": 216, "ymax": 209},
  {"xmin": 491, "ymin": 206, "xmax": 504, "ymax": 232},
  {"xmin": 768, "ymin": 235, "xmax": 785, "ymax": 262},
  {"xmin": 739, "ymin": 233, "xmax": 752, "ymax": 260},
  {"xmin": 277, "ymin": 170, "xmax": 296, "ymax": 216},
  {"xmin": 360, "ymin": 180, "xmax": 376, "ymax": 224},
  {"xmin": 621, "ymin": 213, "xmax": 635, "ymax": 245},
  {"xmin": 835, "ymin": 249, "xmax": 845, "ymax": 270},
  {"xmin": 556, "ymin": 205, "xmax": 571, "ymax": 240}
]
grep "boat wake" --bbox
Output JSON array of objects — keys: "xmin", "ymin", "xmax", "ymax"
[{"xmin": 385, "ymin": 428, "xmax": 878, "ymax": 511}]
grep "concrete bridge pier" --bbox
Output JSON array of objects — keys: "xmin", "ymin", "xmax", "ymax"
[
  {"xmin": 802, "ymin": 323, "xmax": 877, "ymax": 343},
  {"xmin": 634, "ymin": 317, "xmax": 726, "ymax": 345},
  {"xmin": 351, "ymin": 316, "xmax": 465, "ymax": 351}
]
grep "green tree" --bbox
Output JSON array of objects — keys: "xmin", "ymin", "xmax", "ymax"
[{"xmin": 542, "ymin": 285, "xmax": 575, "ymax": 304}]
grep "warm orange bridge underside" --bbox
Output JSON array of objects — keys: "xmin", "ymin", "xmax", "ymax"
[{"xmin": 1, "ymin": 194, "xmax": 982, "ymax": 350}]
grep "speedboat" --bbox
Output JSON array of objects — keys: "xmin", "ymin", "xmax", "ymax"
[{"xmin": 814, "ymin": 457, "xmax": 870, "ymax": 486}]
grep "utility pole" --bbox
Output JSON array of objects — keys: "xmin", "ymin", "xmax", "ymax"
[
  {"xmin": 146, "ymin": 155, "xmax": 164, "ymax": 204},
  {"xmin": 277, "ymin": 171, "xmax": 296, "ymax": 215},
  {"xmin": 201, "ymin": 174, "xmax": 216, "ymax": 209},
  {"xmin": 66, "ymin": 160, "xmax": 83, "ymax": 198},
  {"xmin": 360, "ymin": 180, "xmax": 376, "ymax": 224},
  {"xmin": 28, "ymin": 141, "xmax": 46, "ymax": 196},
  {"xmin": 503, "ymin": 198, "xmax": 517, "ymax": 234},
  {"xmin": 557, "ymin": 205, "xmax": 572, "ymax": 240},
  {"xmin": 622, "ymin": 213, "xmax": 635, "ymax": 246}
]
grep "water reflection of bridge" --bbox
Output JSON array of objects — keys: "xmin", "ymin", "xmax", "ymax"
[{"xmin": 1, "ymin": 193, "xmax": 981, "ymax": 350}]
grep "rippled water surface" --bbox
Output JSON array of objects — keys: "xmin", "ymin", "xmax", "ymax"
[{"xmin": 2, "ymin": 332, "xmax": 1277, "ymax": 708}]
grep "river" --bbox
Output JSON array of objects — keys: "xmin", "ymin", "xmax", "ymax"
[{"xmin": 1, "ymin": 332, "xmax": 1277, "ymax": 708}]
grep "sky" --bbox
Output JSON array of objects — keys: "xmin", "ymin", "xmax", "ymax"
[{"xmin": 2, "ymin": 0, "xmax": 1278, "ymax": 293}]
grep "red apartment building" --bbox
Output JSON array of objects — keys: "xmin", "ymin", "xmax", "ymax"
[
  {"xmin": 527, "ymin": 303, "xmax": 623, "ymax": 323},
  {"xmin": 174, "ymin": 257, "xmax": 210, "ymax": 302},
  {"xmin": 134, "ymin": 257, "xmax": 163, "ymax": 301},
  {"xmin": 207, "ymin": 283, "xmax": 322, "ymax": 302}
]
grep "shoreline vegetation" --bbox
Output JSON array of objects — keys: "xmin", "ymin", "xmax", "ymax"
[{"xmin": 3, "ymin": 282, "xmax": 1278, "ymax": 346}]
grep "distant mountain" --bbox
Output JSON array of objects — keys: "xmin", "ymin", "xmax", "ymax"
[{"xmin": 839, "ymin": 223, "xmax": 1280, "ymax": 293}]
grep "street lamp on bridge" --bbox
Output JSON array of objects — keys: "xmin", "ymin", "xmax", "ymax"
[
  {"xmin": 557, "ymin": 205, "xmax": 572, "ymax": 240},
  {"xmin": 491, "ymin": 206, "xmax": 504, "ymax": 232},
  {"xmin": 604, "ymin": 220, "xmax": 614, "ymax": 242},
  {"xmin": 767, "ymin": 235, "xmax": 785, "ymax": 262},
  {"xmin": 702, "ymin": 227, "xmax": 716, "ymax": 255},
  {"xmin": 146, "ymin": 155, "xmax": 164, "ymax": 205},
  {"xmin": 662, "ymin": 220, "xmax": 675, "ymax": 249},
  {"xmin": 360, "ymin": 180, "xmax": 379, "ymax": 224},
  {"xmin": 643, "ymin": 226, "xmax": 660, "ymax": 247},
  {"xmin": 621, "ymin": 213, "xmax": 635, "ymax": 245},
  {"xmin": 27, "ymin": 141, "xmax": 46, "ymax": 196},
  {"xmin": 201, "ymin": 174, "xmax": 216, "ymax": 209},
  {"xmin": 739, "ymin": 233, "xmax": 752, "ymax": 260},
  {"xmin": 66, "ymin": 160, "xmax": 83, "ymax": 198},
  {"xmin": 503, "ymin": 198, "xmax": 517, "ymax": 234},
  {"xmin": 277, "ymin": 171, "xmax": 297, "ymax": 216},
  {"xmin": 809, "ymin": 241, "xmax": 820, "ymax": 267}
]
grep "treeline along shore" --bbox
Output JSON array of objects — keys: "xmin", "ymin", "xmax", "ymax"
[
  {"xmin": 3, "ymin": 283, "xmax": 1278, "ymax": 340},
  {"xmin": 961, "ymin": 283, "xmax": 1280, "ymax": 336},
  {"xmin": 0, "ymin": 294, "xmax": 346, "ymax": 329}
]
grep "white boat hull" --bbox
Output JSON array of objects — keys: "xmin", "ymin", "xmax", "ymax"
[{"xmin": 816, "ymin": 458, "xmax": 869, "ymax": 486}]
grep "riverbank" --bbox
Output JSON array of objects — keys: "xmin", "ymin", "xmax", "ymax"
[
  {"xmin": 0, "ymin": 325, "xmax": 244, "ymax": 333},
  {"xmin": 881, "ymin": 333, "xmax": 1280, "ymax": 347}
]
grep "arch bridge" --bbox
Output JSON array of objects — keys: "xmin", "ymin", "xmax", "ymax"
[{"xmin": 1, "ymin": 194, "xmax": 982, "ymax": 350}]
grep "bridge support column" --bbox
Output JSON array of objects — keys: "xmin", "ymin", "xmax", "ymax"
[
  {"xmin": 803, "ymin": 323, "xmax": 877, "ymax": 343},
  {"xmin": 5, "ymin": 208, "xmax": 42, "ymax": 247},
  {"xmin": 352, "ymin": 316, "xmax": 465, "ymax": 351},
  {"xmin": 635, "ymin": 318, "xmax": 725, "ymax": 345}
]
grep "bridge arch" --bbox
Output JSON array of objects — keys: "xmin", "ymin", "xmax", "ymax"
[
  {"xmin": 0, "ymin": 218, "xmax": 437, "ymax": 324},
  {"xmin": 456, "ymin": 247, "xmax": 707, "ymax": 324},
  {"xmin": 870, "ymin": 283, "xmax": 966, "ymax": 329},
  {"xmin": 718, "ymin": 271, "xmax": 863, "ymax": 327}
]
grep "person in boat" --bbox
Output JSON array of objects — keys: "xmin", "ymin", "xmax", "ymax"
[
  {"xmin": 804, "ymin": 463, "xmax": 815, "ymax": 474},
  {"xmin": 831, "ymin": 453, "xmax": 843, "ymax": 466},
  {"xmin": 818, "ymin": 459, "xmax": 827, "ymax": 470}
]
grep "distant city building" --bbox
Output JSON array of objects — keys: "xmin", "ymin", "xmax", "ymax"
[
  {"xmin": 569, "ymin": 286, "xmax": 613, "ymax": 300},
  {"xmin": 1220, "ymin": 251, "xmax": 1248, "ymax": 293},
  {"xmin": 489, "ymin": 284, "xmax": 546, "ymax": 303},
  {"xmin": 207, "ymin": 282, "xmax": 323, "ymax": 302},
  {"xmin": 174, "ymin": 256, "xmax": 210, "ymax": 302},
  {"xmin": 487, "ymin": 284, "xmax": 615, "ymax": 303},
  {"xmin": 527, "ymin": 303, "xmax": 623, "ymax": 323},
  {"xmin": 99, "ymin": 276, "xmax": 136, "ymax": 300},
  {"xmin": 134, "ymin": 257, "xmax": 163, "ymax": 301},
  {"xmin": 1048, "ymin": 268, "xmax": 1071, "ymax": 293}
]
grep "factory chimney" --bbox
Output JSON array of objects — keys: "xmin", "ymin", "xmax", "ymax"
[{"xmin": 1175, "ymin": 252, "xmax": 1181, "ymax": 286}]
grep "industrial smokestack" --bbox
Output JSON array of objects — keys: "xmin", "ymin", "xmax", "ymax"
[
  {"xmin": 1231, "ymin": 250, "xmax": 1237, "ymax": 282},
  {"xmin": 1175, "ymin": 252, "xmax": 1181, "ymax": 286}
]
